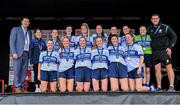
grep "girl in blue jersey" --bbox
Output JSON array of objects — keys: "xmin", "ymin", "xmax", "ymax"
[
  {"xmin": 91, "ymin": 36, "xmax": 109, "ymax": 92},
  {"xmin": 74, "ymin": 37, "xmax": 91, "ymax": 92},
  {"xmin": 108, "ymin": 34, "xmax": 129, "ymax": 91},
  {"xmin": 90, "ymin": 24, "xmax": 108, "ymax": 48},
  {"xmin": 51, "ymin": 29, "xmax": 61, "ymax": 52},
  {"xmin": 107, "ymin": 26, "xmax": 118, "ymax": 46},
  {"xmin": 38, "ymin": 39, "xmax": 60, "ymax": 92},
  {"xmin": 124, "ymin": 33, "xmax": 150, "ymax": 91},
  {"xmin": 58, "ymin": 37, "xmax": 75, "ymax": 92},
  {"xmin": 61, "ymin": 25, "xmax": 76, "ymax": 48},
  {"xmin": 76, "ymin": 23, "xmax": 92, "ymax": 49},
  {"xmin": 30, "ymin": 29, "xmax": 47, "ymax": 92}
]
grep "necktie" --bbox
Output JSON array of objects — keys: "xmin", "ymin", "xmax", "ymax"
[{"xmin": 24, "ymin": 30, "xmax": 29, "ymax": 51}]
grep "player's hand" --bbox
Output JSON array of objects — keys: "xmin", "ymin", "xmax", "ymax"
[
  {"xmin": 12, "ymin": 53, "xmax": 18, "ymax": 59},
  {"xmin": 38, "ymin": 73, "xmax": 40, "ymax": 81},
  {"xmin": 166, "ymin": 48, "xmax": 172, "ymax": 57},
  {"xmin": 137, "ymin": 68, "xmax": 142, "ymax": 75}
]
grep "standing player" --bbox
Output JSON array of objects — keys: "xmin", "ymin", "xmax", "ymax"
[
  {"xmin": 51, "ymin": 29, "xmax": 61, "ymax": 52},
  {"xmin": 74, "ymin": 37, "xmax": 91, "ymax": 92},
  {"xmin": 125, "ymin": 33, "xmax": 151, "ymax": 91},
  {"xmin": 108, "ymin": 35, "xmax": 129, "ymax": 91},
  {"xmin": 91, "ymin": 36, "xmax": 109, "ymax": 92},
  {"xmin": 90, "ymin": 24, "xmax": 108, "ymax": 48},
  {"xmin": 58, "ymin": 37, "xmax": 75, "ymax": 92},
  {"xmin": 38, "ymin": 39, "xmax": 59, "ymax": 92}
]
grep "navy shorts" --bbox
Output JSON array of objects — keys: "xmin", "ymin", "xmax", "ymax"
[
  {"xmin": 128, "ymin": 68, "xmax": 142, "ymax": 79},
  {"xmin": 40, "ymin": 70, "xmax": 57, "ymax": 82},
  {"xmin": 58, "ymin": 67, "xmax": 75, "ymax": 79},
  {"xmin": 109, "ymin": 62, "xmax": 128, "ymax": 78},
  {"xmin": 91, "ymin": 68, "xmax": 108, "ymax": 80},
  {"xmin": 144, "ymin": 54, "xmax": 152, "ymax": 68},
  {"xmin": 153, "ymin": 49, "xmax": 172, "ymax": 66},
  {"xmin": 75, "ymin": 67, "xmax": 91, "ymax": 82}
]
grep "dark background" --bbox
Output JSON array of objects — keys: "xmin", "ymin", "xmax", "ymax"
[{"xmin": 0, "ymin": 0, "xmax": 180, "ymax": 89}]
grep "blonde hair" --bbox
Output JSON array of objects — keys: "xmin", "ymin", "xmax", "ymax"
[
  {"xmin": 80, "ymin": 23, "xmax": 90, "ymax": 38},
  {"xmin": 92, "ymin": 36, "xmax": 103, "ymax": 50}
]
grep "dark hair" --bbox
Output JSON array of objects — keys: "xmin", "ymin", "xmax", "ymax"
[
  {"xmin": 21, "ymin": 17, "xmax": 30, "ymax": 21},
  {"xmin": 109, "ymin": 34, "xmax": 119, "ymax": 46},
  {"xmin": 51, "ymin": 29, "xmax": 61, "ymax": 47},
  {"xmin": 47, "ymin": 39, "xmax": 54, "ymax": 44},
  {"xmin": 152, "ymin": 13, "xmax": 160, "ymax": 17},
  {"xmin": 66, "ymin": 25, "xmax": 73, "ymax": 29},
  {"xmin": 96, "ymin": 24, "xmax": 105, "ymax": 38},
  {"xmin": 34, "ymin": 28, "xmax": 42, "ymax": 38}
]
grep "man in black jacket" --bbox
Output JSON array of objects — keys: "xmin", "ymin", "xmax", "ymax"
[{"xmin": 148, "ymin": 13, "xmax": 177, "ymax": 91}]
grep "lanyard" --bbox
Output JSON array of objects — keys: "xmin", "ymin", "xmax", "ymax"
[
  {"xmin": 80, "ymin": 47, "xmax": 86, "ymax": 61},
  {"xmin": 64, "ymin": 47, "xmax": 70, "ymax": 61},
  {"xmin": 113, "ymin": 45, "xmax": 119, "ymax": 58},
  {"xmin": 127, "ymin": 43, "xmax": 134, "ymax": 56},
  {"xmin": 37, "ymin": 39, "xmax": 43, "ymax": 51},
  {"xmin": 140, "ymin": 35, "xmax": 147, "ymax": 47},
  {"xmin": 46, "ymin": 51, "xmax": 53, "ymax": 64},
  {"xmin": 154, "ymin": 25, "xmax": 161, "ymax": 34},
  {"xmin": 97, "ymin": 47, "xmax": 104, "ymax": 62}
]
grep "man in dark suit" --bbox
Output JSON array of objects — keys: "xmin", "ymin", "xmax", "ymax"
[{"xmin": 9, "ymin": 17, "xmax": 32, "ymax": 93}]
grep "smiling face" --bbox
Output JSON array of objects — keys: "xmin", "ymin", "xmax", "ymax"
[
  {"xmin": 96, "ymin": 25, "xmax": 103, "ymax": 34},
  {"xmin": 96, "ymin": 37, "xmax": 103, "ymax": 48},
  {"xmin": 111, "ymin": 36, "xmax": 119, "ymax": 45},
  {"xmin": 80, "ymin": 25, "xmax": 88, "ymax": 36},
  {"xmin": 21, "ymin": 18, "xmax": 30, "ymax": 28},
  {"xmin": 62, "ymin": 37, "xmax": 70, "ymax": 48},
  {"xmin": 125, "ymin": 34, "xmax": 134, "ymax": 45},
  {"xmin": 151, "ymin": 15, "xmax": 160, "ymax": 26},
  {"xmin": 51, "ymin": 29, "xmax": 59, "ymax": 38},
  {"xmin": 66, "ymin": 26, "xmax": 72, "ymax": 35},
  {"xmin": 34, "ymin": 29, "xmax": 42, "ymax": 39},
  {"xmin": 47, "ymin": 40, "xmax": 54, "ymax": 51},
  {"xmin": 79, "ymin": 37, "xmax": 86, "ymax": 48},
  {"xmin": 139, "ymin": 26, "xmax": 147, "ymax": 36},
  {"xmin": 110, "ymin": 26, "xmax": 117, "ymax": 35},
  {"xmin": 122, "ymin": 26, "xmax": 130, "ymax": 35}
]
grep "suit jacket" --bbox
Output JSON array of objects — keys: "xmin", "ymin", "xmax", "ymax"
[{"xmin": 9, "ymin": 26, "xmax": 32, "ymax": 57}]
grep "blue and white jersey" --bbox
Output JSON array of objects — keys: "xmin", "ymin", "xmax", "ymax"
[
  {"xmin": 119, "ymin": 36, "xmax": 127, "ymax": 47},
  {"xmin": 74, "ymin": 47, "xmax": 91, "ymax": 69},
  {"xmin": 90, "ymin": 33, "xmax": 108, "ymax": 48},
  {"xmin": 108, "ymin": 45, "xmax": 126, "ymax": 65},
  {"xmin": 91, "ymin": 48, "xmax": 109, "ymax": 70},
  {"xmin": 52, "ymin": 39, "xmax": 60, "ymax": 52},
  {"xmin": 61, "ymin": 35, "xmax": 76, "ymax": 48},
  {"xmin": 58, "ymin": 47, "xmax": 75, "ymax": 72},
  {"xmin": 39, "ymin": 51, "xmax": 60, "ymax": 71},
  {"xmin": 75, "ymin": 35, "xmax": 92, "ymax": 48},
  {"xmin": 124, "ymin": 43, "xmax": 144, "ymax": 72}
]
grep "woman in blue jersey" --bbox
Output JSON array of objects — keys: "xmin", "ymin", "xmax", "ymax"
[
  {"xmin": 74, "ymin": 37, "xmax": 91, "ymax": 92},
  {"xmin": 91, "ymin": 36, "xmax": 109, "ymax": 92},
  {"xmin": 61, "ymin": 25, "xmax": 76, "ymax": 48},
  {"xmin": 30, "ymin": 29, "xmax": 47, "ymax": 92},
  {"xmin": 90, "ymin": 24, "xmax": 108, "ymax": 48},
  {"xmin": 58, "ymin": 37, "xmax": 75, "ymax": 92},
  {"xmin": 76, "ymin": 23, "xmax": 92, "ymax": 48},
  {"xmin": 38, "ymin": 39, "xmax": 60, "ymax": 92},
  {"xmin": 51, "ymin": 29, "xmax": 61, "ymax": 52},
  {"xmin": 108, "ymin": 34, "xmax": 129, "ymax": 91},
  {"xmin": 107, "ymin": 26, "xmax": 118, "ymax": 46},
  {"xmin": 119, "ymin": 25, "xmax": 131, "ymax": 46},
  {"xmin": 124, "ymin": 33, "xmax": 150, "ymax": 91}
]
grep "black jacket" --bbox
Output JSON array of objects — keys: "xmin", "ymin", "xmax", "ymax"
[{"xmin": 147, "ymin": 23, "xmax": 177, "ymax": 50}]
